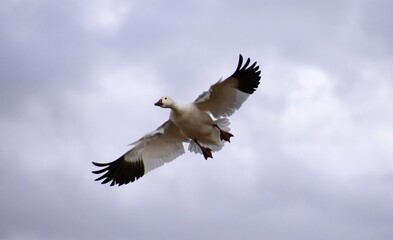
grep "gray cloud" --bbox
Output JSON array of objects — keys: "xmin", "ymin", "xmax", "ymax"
[{"xmin": 1, "ymin": 0, "xmax": 393, "ymax": 239}]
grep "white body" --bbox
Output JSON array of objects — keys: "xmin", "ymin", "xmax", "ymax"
[{"xmin": 170, "ymin": 103, "xmax": 221, "ymax": 147}]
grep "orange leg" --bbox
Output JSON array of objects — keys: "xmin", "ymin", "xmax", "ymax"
[
  {"xmin": 194, "ymin": 139, "xmax": 213, "ymax": 160},
  {"xmin": 213, "ymin": 124, "xmax": 234, "ymax": 142}
]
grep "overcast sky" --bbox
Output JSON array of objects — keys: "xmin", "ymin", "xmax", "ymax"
[{"xmin": 1, "ymin": 0, "xmax": 393, "ymax": 239}]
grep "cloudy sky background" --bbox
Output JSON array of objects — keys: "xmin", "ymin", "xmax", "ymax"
[{"xmin": 1, "ymin": 0, "xmax": 393, "ymax": 239}]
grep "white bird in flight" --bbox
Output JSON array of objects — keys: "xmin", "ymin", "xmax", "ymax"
[{"xmin": 92, "ymin": 54, "xmax": 261, "ymax": 186}]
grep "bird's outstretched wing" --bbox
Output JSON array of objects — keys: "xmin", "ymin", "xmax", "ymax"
[
  {"xmin": 194, "ymin": 54, "xmax": 261, "ymax": 118},
  {"xmin": 92, "ymin": 120, "xmax": 188, "ymax": 186}
]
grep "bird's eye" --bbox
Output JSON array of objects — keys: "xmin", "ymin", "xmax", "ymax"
[{"xmin": 164, "ymin": 97, "xmax": 167, "ymax": 100}]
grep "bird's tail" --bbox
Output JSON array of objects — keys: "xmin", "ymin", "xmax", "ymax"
[{"xmin": 214, "ymin": 118, "xmax": 231, "ymax": 132}]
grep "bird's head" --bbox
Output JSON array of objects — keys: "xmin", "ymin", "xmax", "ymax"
[{"xmin": 154, "ymin": 96, "xmax": 174, "ymax": 108}]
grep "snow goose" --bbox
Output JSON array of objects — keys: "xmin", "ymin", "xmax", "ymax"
[{"xmin": 92, "ymin": 54, "xmax": 261, "ymax": 186}]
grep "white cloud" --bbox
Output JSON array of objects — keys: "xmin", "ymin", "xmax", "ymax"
[
  {"xmin": 277, "ymin": 63, "xmax": 393, "ymax": 181},
  {"xmin": 282, "ymin": 67, "xmax": 349, "ymax": 137},
  {"xmin": 80, "ymin": 0, "xmax": 133, "ymax": 34}
]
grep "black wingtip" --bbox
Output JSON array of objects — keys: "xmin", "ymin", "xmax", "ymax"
[
  {"xmin": 92, "ymin": 161, "xmax": 109, "ymax": 167},
  {"xmin": 92, "ymin": 156, "xmax": 145, "ymax": 186},
  {"xmin": 236, "ymin": 54, "xmax": 244, "ymax": 71},
  {"xmin": 230, "ymin": 54, "xmax": 261, "ymax": 94}
]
